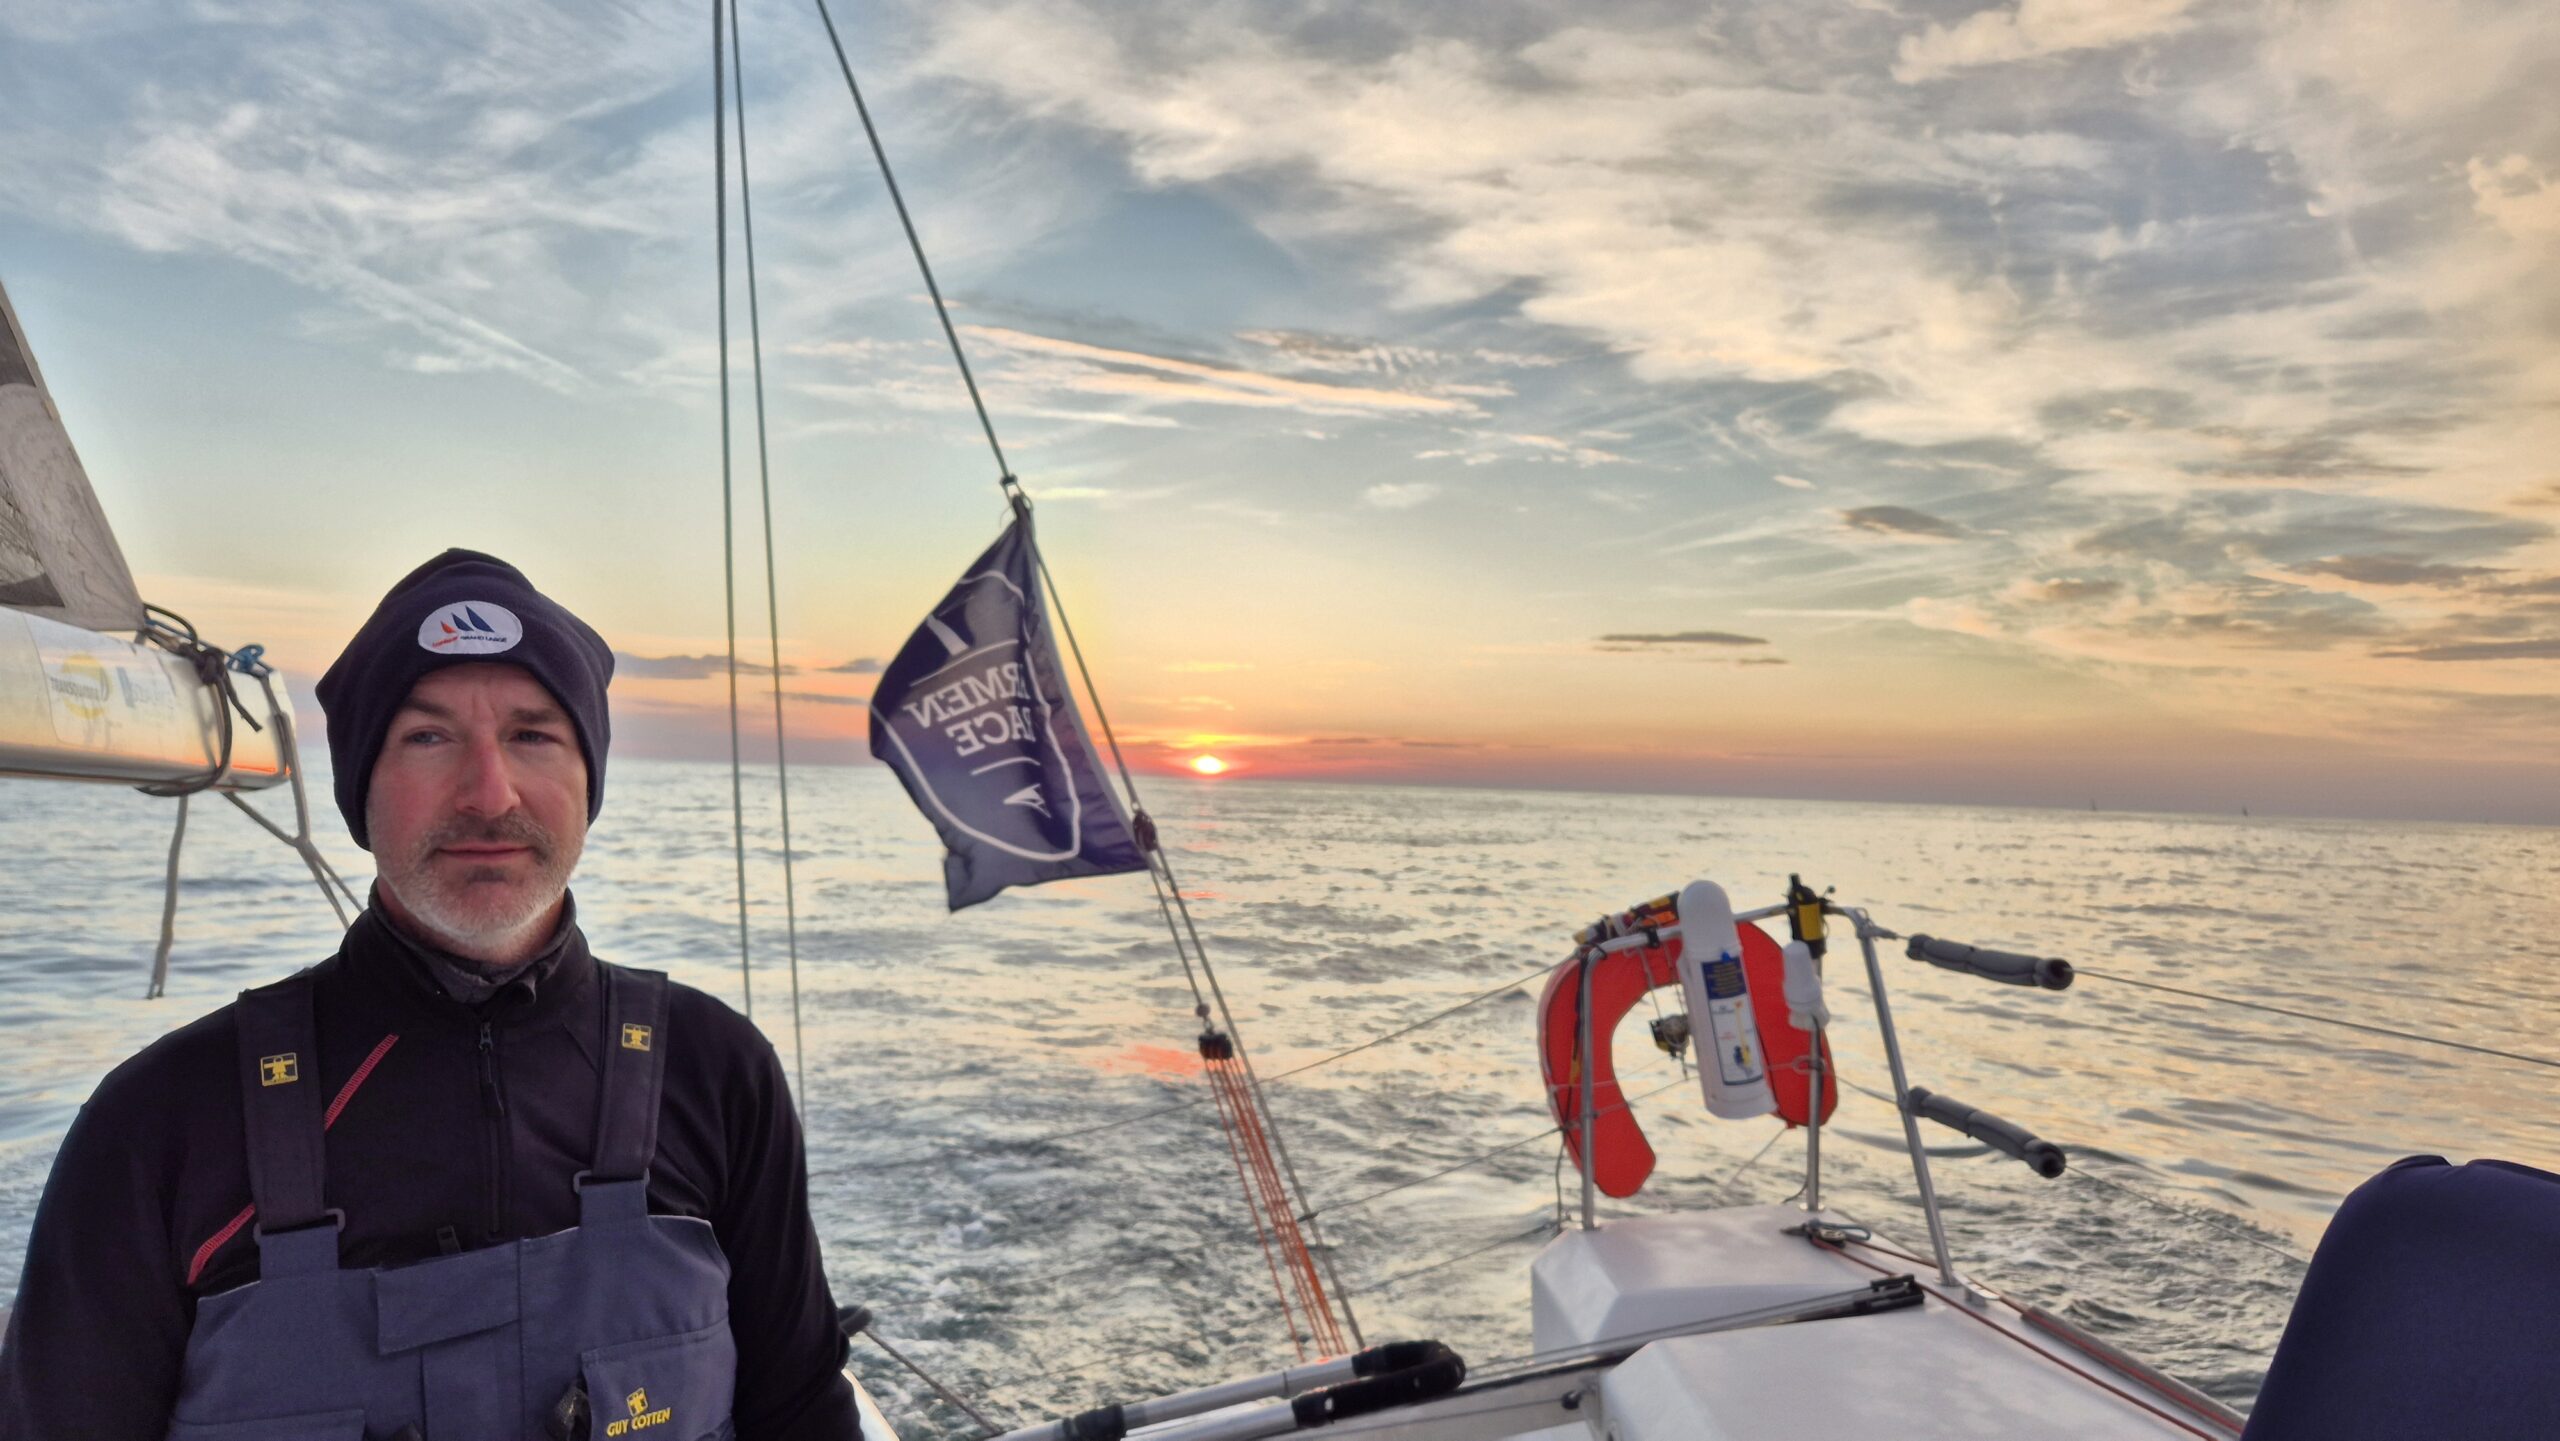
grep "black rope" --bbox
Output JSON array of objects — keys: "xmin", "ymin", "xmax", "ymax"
[
  {"xmin": 135, "ymin": 605, "xmax": 262, "ymax": 798},
  {"xmin": 808, "ymin": 0, "xmax": 1011, "ymax": 484},
  {"xmin": 724, "ymin": 0, "xmax": 808, "ymax": 1100},
  {"xmin": 2077, "ymin": 967, "xmax": 2560, "ymax": 1075}
]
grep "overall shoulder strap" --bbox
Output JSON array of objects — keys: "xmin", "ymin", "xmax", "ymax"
[
  {"xmin": 234, "ymin": 977, "xmax": 329, "ymax": 1233},
  {"xmin": 589, "ymin": 964, "xmax": 671, "ymax": 1183}
]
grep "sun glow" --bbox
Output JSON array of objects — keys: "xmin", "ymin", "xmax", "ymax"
[{"xmin": 1190, "ymin": 755, "xmax": 1229, "ymax": 776}]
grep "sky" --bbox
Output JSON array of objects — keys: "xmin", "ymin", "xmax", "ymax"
[{"xmin": 2, "ymin": 0, "xmax": 2556, "ymax": 823}]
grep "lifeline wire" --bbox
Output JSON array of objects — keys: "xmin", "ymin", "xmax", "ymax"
[
  {"xmin": 723, "ymin": 0, "xmax": 809, "ymax": 1100},
  {"xmin": 2076, "ymin": 966, "xmax": 2560, "ymax": 1076},
  {"xmin": 712, "ymin": 0, "xmax": 754, "ymax": 1021}
]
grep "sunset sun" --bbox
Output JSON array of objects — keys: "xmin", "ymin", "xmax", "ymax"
[{"xmin": 1190, "ymin": 755, "xmax": 1229, "ymax": 777}]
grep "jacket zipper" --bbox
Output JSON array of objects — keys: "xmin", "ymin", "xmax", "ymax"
[{"xmin": 477, "ymin": 1021, "xmax": 509, "ymax": 1238}]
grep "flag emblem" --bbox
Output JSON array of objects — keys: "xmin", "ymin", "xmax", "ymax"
[{"xmin": 868, "ymin": 516, "xmax": 1148, "ymax": 909}]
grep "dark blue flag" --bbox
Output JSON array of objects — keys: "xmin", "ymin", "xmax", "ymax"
[{"xmin": 868, "ymin": 516, "xmax": 1151, "ymax": 909}]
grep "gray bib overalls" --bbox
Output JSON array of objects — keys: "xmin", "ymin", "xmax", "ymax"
[{"xmin": 165, "ymin": 965, "xmax": 739, "ymax": 1441}]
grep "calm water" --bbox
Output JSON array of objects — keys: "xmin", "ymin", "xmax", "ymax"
[{"xmin": 4, "ymin": 758, "xmax": 2557, "ymax": 1432}]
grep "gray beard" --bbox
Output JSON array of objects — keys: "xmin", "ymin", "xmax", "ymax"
[{"xmin": 367, "ymin": 804, "xmax": 582, "ymax": 962}]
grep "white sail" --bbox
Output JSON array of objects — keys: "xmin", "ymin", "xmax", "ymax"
[
  {"xmin": 0, "ymin": 278, "xmax": 286, "ymax": 791},
  {"xmin": 0, "ymin": 281, "xmax": 145, "ymax": 635}
]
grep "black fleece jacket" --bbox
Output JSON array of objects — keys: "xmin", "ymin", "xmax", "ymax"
[{"xmin": 0, "ymin": 901, "xmax": 863, "ymax": 1441}]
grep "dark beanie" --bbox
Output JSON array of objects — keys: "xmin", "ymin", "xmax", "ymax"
[{"xmin": 316, "ymin": 549, "xmax": 615, "ymax": 850}]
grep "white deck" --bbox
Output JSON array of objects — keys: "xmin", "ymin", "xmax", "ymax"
[{"xmin": 1524, "ymin": 1204, "xmax": 2233, "ymax": 1440}]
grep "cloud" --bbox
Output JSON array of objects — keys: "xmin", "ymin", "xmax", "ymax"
[
  {"xmin": 1894, "ymin": 0, "xmax": 2199, "ymax": 84},
  {"xmin": 783, "ymin": 690, "xmax": 871, "ymax": 707},
  {"xmin": 1416, "ymin": 432, "xmax": 1625, "ymax": 467},
  {"xmin": 1361, "ymin": 482, "xmax": 1440, "ymax": 510},
  {"xmin": 1596, "ymin": 630, "xmax": 1769, "ymax": 646},
  {"xmin": 1773, "ymin": 474, "xmax": 1816, "ymax": 490},
  {"xmin": 964, "ymin": 325, "xmax": 1480, "ymax": 419},
  {"xmin": 822, "ymin": 657, "xmax": 883, "ymax": 674},
  {"xmin": 2378, "ymin": 638, "xmax": 2560, "ymax": 662},
  {"xmin": 2468, "ymin": 155, "xmax": 2560, "ymax": 241},
  {"xmin": 2292, "ymin": 556, "xmax": 2501, "ymax": 587},
  {"xmin": 1840, "ymin": 505, "xmax": 1966, "ymax": 541},
  {"xmin": 2009, "ymin": 576, "xmax": 2123, "ymax": 603},
  {"xmin": 615, "ymin": 652, "xmax": 795, "ymax": 680}
]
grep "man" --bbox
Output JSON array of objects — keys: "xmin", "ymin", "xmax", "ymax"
[{"xmin": 0, "ymin": 550, "xmax": 866, "ymax": 1439}]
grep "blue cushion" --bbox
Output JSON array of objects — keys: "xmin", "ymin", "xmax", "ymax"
[{"xmin": 2244, "ymin": 1155, "xmax": 2560, "ymax": 1438}]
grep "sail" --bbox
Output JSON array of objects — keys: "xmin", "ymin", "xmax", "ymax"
[
  {"xmin": 869, "ymin": 515, "xmax": 1150, "ymax": 909},
  {"xmin": 0, "ymin": 279, "xmax": 146, "ymax": 634}
]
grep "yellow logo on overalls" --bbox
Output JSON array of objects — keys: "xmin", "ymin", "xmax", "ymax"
[
  {"xmin": 606, "ymin": 1385, "xmax": 674, "ymax": 1435},
  {"xmin": 621, "ymin": 1023, "xmax": 653, "ymax": 1052},
  {"xmin": 258, "ymin": 1053, "xmax": 299, "ymax": 1087}
]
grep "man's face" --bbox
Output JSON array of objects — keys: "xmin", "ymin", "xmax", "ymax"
[{"xmin": 365, "ymin": 663, "xmax": 588, "ymax": 963}]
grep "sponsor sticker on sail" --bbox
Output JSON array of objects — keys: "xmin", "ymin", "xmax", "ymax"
[{"xmin": 868, "ymin": 516, "xmax": 1149, "ymax": 909}]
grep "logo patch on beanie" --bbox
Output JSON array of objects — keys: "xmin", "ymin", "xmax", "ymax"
[{"xmin": 416, "ymin": 601, "xmax": 525, "ymax": 656}]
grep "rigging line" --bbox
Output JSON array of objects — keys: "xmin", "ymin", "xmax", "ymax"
[
  {"xmin": 847, "ymin": 1096, "xmax": 1211, "ymax": 1170},
  {"xmin": 845, "ymin": 967, "xmax": 1612, "ymax": 1173},
  {"xmin": 725, "ymin": 0, "xmax": 806, "ymax": 1100},
  {"xmin": 712, "ymin": 0, "xmax": 754, "ymax": 1020},
  {"xmin": 1029, "ymin": 530, "xmax": 1361, "ymax": 1345},
  {"xmin": 854, "ymin": 1326, "xmax": 1007, "ymax": 1435},
  {"xmin": 1721, "ymin": 1124, "xmax": 1789, "ymax": 1187},
  {"xmin": 1307, "ymin": 1077, "xmax": 1695, "ymax": 1222},
  {"xmin": 974, "ymin": 1337, "xmax": 1198, "ymax": 1398},
  {"xmin": 2076, "ymin": 967, "xmax": 2560, "ymax": 1076},
  {"xmin": 808, "ymin": 0, "xmax": 1010, "ymax": 482},
  {"xmin": 813, "ymin": 0, "xmax": 1340, "ymax": 1345},
  {"xmin": 2065, "ymin": 1165, "xmax": 2308, "ymax": 1268},
  {"xmin": 1260, "ymin": 967, "xmax": 1547, "ymax": 1083},
  {"xmin": 1348, "ymin": 1219, "xmax": 1562, "ymax": 1298}
]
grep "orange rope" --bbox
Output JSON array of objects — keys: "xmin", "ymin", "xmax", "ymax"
[{"xmin": 1202, "ymin": 1038, "xmax": 1349, "ymax": 1358}]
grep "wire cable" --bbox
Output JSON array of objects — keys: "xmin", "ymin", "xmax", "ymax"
[
  {"xmin": 1261, "ymin": 968, "xmax": 1546, "ymax": 1082},
  {"xmin": 1348, "ymin": 1220, "xmax": 1561, "ymax": 1298},
  {"xmin": 724, "ymin": 0, "xmax": 807, "ymax": 1099},
  {"xmin": 804, "ymin": 0, "xmax": 1358, "ymax": 1345},
  {"xmin": 2077, "ymin": 967, "xmax": 2560, "ymax": 1076},
  {"xmin": 711, "ymin": 0, "xmax": 754, "ymax": 1021},
  {"xmin": 1306, "ymin": 1077, "xmax": 1693, "ymax": 1221},
  {"xmin": 808, "ymin": 0, "xmax": 1010, "ymax": 482}
]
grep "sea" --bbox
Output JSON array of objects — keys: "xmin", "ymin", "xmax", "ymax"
[{"xmin": 4, "ymin": 757, "xmax": 2557, "ymax": 1434}]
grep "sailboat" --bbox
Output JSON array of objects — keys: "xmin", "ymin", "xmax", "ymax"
[
  {"xmin": 704, "ymin": 9, "xmax": 2555, "ymax": 1441},
  {"xmin": 8, "ymin": 5, "xmax": 2556, "ymax": 1437}
]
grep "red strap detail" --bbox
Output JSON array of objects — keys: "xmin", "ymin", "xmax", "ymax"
[
  {"xmin": 186, "ymin": 1033, "xmax": 400, "ymax": 1286},
  {"xmin": 325, "ymin": 1033, "xmax": 400, "ymax": 1127}
]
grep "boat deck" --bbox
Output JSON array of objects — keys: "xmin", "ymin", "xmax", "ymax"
[{"xmin": 1303, "ymin": 1204, "xmax": 2240, "ymax": 1441}]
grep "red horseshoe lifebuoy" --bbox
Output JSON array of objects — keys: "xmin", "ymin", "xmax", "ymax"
[{"xmin": 1538, "ymin": 920, "xmax": 1836, "ymax": 1198}]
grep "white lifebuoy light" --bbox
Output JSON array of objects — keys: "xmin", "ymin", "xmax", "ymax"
[{"xmin": 1675, "ymin": 880, "xmax": 1778, "ymax": 1120}]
